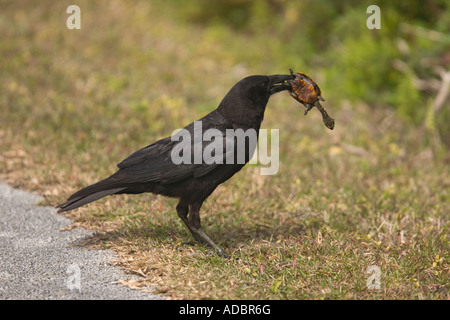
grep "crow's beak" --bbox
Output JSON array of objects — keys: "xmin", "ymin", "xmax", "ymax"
[{"xmin": 268, "ymin": 74, "xmax": 294, "ymax": 94}]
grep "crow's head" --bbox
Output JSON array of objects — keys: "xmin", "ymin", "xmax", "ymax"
[
  {"xmin": 217, "ymin": 73, "xmax": 294, "ymax": 123},
  {"xmin": 239, "ymin": 74, "xmax": 294, "ymax": 97},
  {"xmin": 223, "ymin": 74, "xmax": 294, "ymax": 105}
]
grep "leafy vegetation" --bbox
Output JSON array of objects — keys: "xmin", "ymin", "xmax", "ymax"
[{"xmin": 0, "ymin": 0, "xmax": 448, "ymax": 299}]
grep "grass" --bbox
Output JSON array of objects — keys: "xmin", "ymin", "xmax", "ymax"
[{"xmin": 1, "ymin": 1, "xmax": 448, "ymax": 299}]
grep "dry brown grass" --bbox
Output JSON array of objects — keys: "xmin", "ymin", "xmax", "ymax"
[{"xmin": 1, "ymin": 0, "xmax": 448, "ymax": 299}]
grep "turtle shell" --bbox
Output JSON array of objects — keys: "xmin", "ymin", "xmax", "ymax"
[{"xmin": 289, "ymin": 69, "xmax": 323, "ymax": 105}]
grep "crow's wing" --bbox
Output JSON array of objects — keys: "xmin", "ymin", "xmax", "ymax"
[
  {"xmin": 115, "ymin": 132, "xmax": 237, "ymax": 185},
  {"xmin": 117, "ymin": 138, "xmax": 172, "ymax": 169}
]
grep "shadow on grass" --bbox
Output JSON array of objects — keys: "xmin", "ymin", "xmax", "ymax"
[{"xmin": 76, "ymin": 213, "xmax": 315, "ymax": 254}]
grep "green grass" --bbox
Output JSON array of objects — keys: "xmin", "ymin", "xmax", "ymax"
[{"xmin": 0, "ymin": 1, "xmax": 448, "ymax": 299}]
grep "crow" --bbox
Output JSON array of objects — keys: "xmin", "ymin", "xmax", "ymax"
[{"xmin": 57, "ymin": 73, "xmax": 295, "ymax": 257}]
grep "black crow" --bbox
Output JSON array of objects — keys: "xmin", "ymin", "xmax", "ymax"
[{"xmin": 57, "ymin": 73, "xmax": 294, "ymax": 257}]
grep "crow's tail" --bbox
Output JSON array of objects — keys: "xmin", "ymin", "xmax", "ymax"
[{"xmin": 56, "ymin": 175, "xmax": 126, "ymax": 213}]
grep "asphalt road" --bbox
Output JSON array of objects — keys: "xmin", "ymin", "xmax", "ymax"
[{"xmin": 0, "ymin": 183, "xmax": 162, "ymax": 300}]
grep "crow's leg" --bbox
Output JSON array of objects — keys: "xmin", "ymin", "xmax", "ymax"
[
  {"xmin": 189, "ymin": 203, "xmax": 228, "ymax": 258},
  {"xmin": 176, "ymin": 202, "xmax": 205, "ymax": 245},
  {"xmin": 176, "ymin": 202, "xmax": 228, "ymax": 258}
]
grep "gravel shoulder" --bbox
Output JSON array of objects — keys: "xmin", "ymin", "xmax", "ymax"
[{"xmin": 0, "ymin": 183, "xmax": 163, "ymax": 300}]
